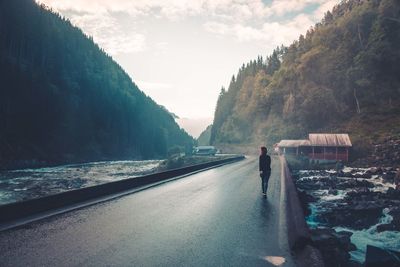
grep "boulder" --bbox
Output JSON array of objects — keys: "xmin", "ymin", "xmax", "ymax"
[
  {"xmin": 310, "ymin": 228, "xmax": 356, "ymax": 267},
  {"xmin": 387, "ymin": 187, "xmax": 400, "ymax": 200},
  {"xmin": 328, "ymin": 189, "xmax": 338, "ymax": 195},
  {"xmin": 346, "ymin": 260, "xmax": 363, "ymax": 267},
  {"xmin": 334, "ymin": 231, "xmax": 357, "ymax": 252},
  {"xmin": 342, "ymin": 171, "xmax": 354, "ymax": 178},
  {"xmin": 297, "ymin": 190, "xmax": 316, "ymax": 216},
  {"xmin": 368, "ymin": 167, "xmax": 381, "ymax": 175},
  {"xmin": 385, "ymin": 167, "xmax": 395, "ymax": 172},
  {"xmin": 365, "ymin": 245, "xmax": 400, "ymax": 267},
  {"xmin": 336, "ymin": 179, "xmax": 374, "ymax": 190},
  {"xmin": 353, "ymin": 172, "xmax": 372, "ymax": 179},
  {"xmin": 319, "ymin": 203, "xmax": 383, "ymax": 230},
  {"xmin": 376, "ymin": 223, "xmax": 396, "ymax": 232},
  {"xmin": 379, "ymin": 207, "xmax": 400, "ymax": 232},
  {"xmin": 345, "ymin": 190, "xmax": 381, "ymax": 202},
  {"xmin": 382, "ymin": 172, "xmax": 396, "ymax": 183}
]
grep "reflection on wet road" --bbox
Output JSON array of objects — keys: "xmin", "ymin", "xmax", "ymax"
[{"xmin": 0, "ymin": 157, "xmax": 294, "ymax": 267}]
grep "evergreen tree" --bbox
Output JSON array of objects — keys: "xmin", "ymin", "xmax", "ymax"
[
  {"xmin": 211, "ymin": 0, "xmax": 400, "ymax": 155},
  {"xmin": 0, "ymin": 0, "xmax": 194, "ymax": 169}
]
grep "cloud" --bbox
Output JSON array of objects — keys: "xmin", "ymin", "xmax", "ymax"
[
  {"xmin": 37, "ymin": 0, "xmax": 341, "ymax": 49},
  {"xmin": 36, "ymin": 0, "xmax": 341, "ymax": 59},
  {"xmin": 36, "ymin": 0, "xmax": 206, "ymax": 18},
  {"xmin": 36, "ymin": 0, "xmax": 337, "ymax": 21},
  {"xmin": 313, "ymin": 0, "xmax": 339, "ymax": 20},
  {"xmin": 201, "ymin": 0, "xmax": 341, "ymax": 45},
  {"xmin": 233, "ymin": 24, "xmax": 266, "ymax": 42},
  {"xmin": 203, "ymin": 21, "xmax": 231, "ymax": 35},
  {"xmin": 203, "ymin": 13, "xmax": 315, "ymax": 46},
  {"xmin": 269, "ymin": 0, "xmax": 319, "ymax": 17},
  {"xmin": 69, "ymin": 12, "xmax": 146, "ymax": 55},
  {"xmin": 36, "ymin": 0, "xmax": 145, "ymax": 15}
]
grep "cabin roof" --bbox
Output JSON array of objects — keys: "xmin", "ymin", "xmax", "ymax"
[
  {"xmin": 278, "ymin": 140, "xmax": 310, "ymax": 147},
  {"xmin": 308, "ymin": 133, "xmax": 352, "ymax": 147}
]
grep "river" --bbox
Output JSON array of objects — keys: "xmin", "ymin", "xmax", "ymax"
[
  {"xmin": 0, "ymin": 160, "xmax": 162, "ymax": 205},
  {"xmin": 296, "ymin": 167, "xmax": 400, "ymax": 263}
]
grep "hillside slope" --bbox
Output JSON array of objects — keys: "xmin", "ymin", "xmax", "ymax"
[
  {"xmin": 0, "ymin": 0, "xmax": 193, "ymax": 169},
  {"xmin": 197, "ymin": 125, "xmax": 212, "ymax": 146},
  {"xmin": 211, "ymin": 0, "xmax": 400, "ymax": 160}
]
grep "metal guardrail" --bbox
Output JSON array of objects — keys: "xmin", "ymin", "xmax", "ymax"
[{"xmin": 0, "ymin": 156, "xmax": 245, "ymax": 225}]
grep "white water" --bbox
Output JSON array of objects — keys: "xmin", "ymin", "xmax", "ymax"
[
  {"xmin": 335, "ymin": 209, "xmax": 400, "ymax": 263},
  {"xmin": 0, "ymin": 160, "xmax": 162, "ymax": 205},
  {"xmin": 299, "ymin": 167, "xmax": 400, "ymax": 263},
  {"xmin": 317, "ymin": 189, "xmax": 347, "ymax": 201},
  {"xmin": 306, "ymin": 203, "xmax": 320, "ymax": 228}
]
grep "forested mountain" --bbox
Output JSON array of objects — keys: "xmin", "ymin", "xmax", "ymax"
[
  {"xmin": 211, "ymin": 0, "xmax": 400, "ymax": 159},
  {"xmin": 197, "ymin": 125, "xmax": 212, "ymax": 146},
  {"xmin": 0, "ymin": 0, "xmax": 193, "ymax": 169}
]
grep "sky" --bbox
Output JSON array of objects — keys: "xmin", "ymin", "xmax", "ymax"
[{"xmin": 36, "ymin": 0, "xmax": 339, "ymax": 137}]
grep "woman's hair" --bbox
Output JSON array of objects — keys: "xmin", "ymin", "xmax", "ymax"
[{"xmin": 260, "ymin": 146, "xmax": 267, "ymax": 153}]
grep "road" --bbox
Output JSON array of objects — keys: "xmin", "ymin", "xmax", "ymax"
[{"xmin": 0, "ymin": 157, "xmax": 295, "ymax": 267}]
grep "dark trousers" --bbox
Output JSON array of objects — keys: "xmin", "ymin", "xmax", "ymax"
[{"xmin": 260, "ymin": 171, "xmax": 271, "ymax": 194}]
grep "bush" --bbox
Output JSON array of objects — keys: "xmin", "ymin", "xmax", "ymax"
[
  {"xmin": 168, "ymin": 146, "xmax": 183, "ymax": 157},
  {"xmin": 166, "ymin": 154, "xmax": 184, "ymax": 169}
]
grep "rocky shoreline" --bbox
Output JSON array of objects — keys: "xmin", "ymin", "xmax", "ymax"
[{"xmin": 292, "ymin": 167, "xmax": 400, "ymax": 266}]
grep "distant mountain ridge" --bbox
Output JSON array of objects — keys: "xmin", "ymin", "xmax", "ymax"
[
  {"xmin": 0, "ymin": 0, "xmax": 193, "ymax": 169},
  {"xmin": 197, "ymin": 125, "xmax": 212, "ymax": 146},
  {"xmin": 210, "ymin": 0, "xmax": 400, "ymax": 160}
]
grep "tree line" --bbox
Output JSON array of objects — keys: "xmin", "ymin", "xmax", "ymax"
[
  {"xmin": 0, "ymin": 0, "xmax": 194, "ymax": 169},
  {"xmin": 210, "ymin": 0, "xmax": 400, "ymax": 157}
]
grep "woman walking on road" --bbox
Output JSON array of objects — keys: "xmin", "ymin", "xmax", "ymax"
[{"xmin": 259, "ymin": 146, "xmax": 271, "ymax": 198}]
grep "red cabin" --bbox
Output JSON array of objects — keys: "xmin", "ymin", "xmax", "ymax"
[{"xmin": 278, "ymin": 133, "xmax": 352, "ymax": 163}]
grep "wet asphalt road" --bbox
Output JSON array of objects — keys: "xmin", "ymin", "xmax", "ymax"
[{"xmin": 0, "ymin": 157, "xmax": 295, "ymax": 267}]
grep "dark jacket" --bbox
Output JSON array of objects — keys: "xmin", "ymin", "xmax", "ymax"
[{"xmin": 259, "ymin": 154, "xmax": 271, "ymax": 172}]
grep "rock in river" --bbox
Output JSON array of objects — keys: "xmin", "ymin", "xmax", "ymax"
[
  {"xmin": 310, "ymin": 227, "xmax": 357, "ymax": 267},
  {"xmin": 365, "ymin": 245, "xmax": 400, "ymax": 267}
]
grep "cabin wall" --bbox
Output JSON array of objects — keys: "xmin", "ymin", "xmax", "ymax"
[
  {"xmin": 309, "ymin": 146, "xmax": 349, "ymax": 162},
  {"xmin": 279, "ymin": 146, "xmax": 350, "ymax": 162}
]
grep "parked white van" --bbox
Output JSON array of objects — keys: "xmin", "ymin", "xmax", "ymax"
[{"xmin": 193, "ymin": 146, "xmax": 217, "ymax": 156}]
